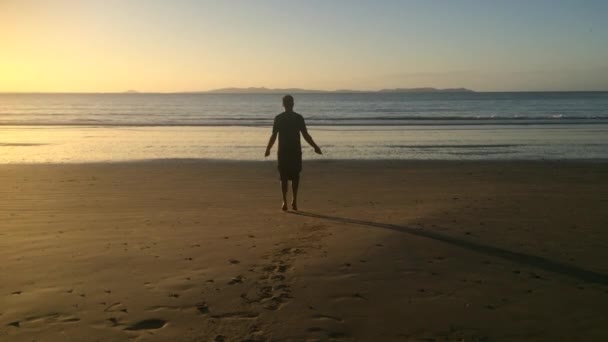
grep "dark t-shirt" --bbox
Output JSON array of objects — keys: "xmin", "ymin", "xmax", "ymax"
[{"xmin": 272, "ymin": 111, "xmax": 307, "ymax": 157}]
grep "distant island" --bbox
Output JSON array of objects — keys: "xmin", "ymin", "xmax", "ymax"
[
  {"xmin": 204, "ymin": 87, "xmax": 329, "ymax": 94},
  {"xmin": 378, "ymin": 87, "xmax": 474, "ymax": 93},
  {"xmin": 198, "ymin": 87, "xmax": 475, "ymax": 94}
]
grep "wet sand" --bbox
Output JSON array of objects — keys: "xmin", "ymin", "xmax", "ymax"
[{"xmin": 1, "ymin": 160, "xmax": 608, "ymax": 341}]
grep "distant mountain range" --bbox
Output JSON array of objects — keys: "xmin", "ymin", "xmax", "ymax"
[
  {"xmin": 194, "ymin": 87, "xmax": 475, "ymax": 94},
  {"xmin": 378, "ymin": 87, "xmax": 474, "ymax": 93}
]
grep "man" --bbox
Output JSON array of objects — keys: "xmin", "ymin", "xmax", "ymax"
[{"xmin": 265, "ymin": 95, "xmax": 322, "ymax": 211}]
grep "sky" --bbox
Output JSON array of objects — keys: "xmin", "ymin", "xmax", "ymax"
[{"xmin": 1, "ymin": 0, "xmax": 607, "ymax": 92}]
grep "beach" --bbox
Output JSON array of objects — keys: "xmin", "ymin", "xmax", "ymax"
[{"xmin": 2, "ymin": 160, "xmax": 608, "ymax": 341}]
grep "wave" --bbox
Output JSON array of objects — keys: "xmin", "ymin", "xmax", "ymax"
[
  {"xmin": 1, "ymin": 121, "xmax": 608, "ymax": 128},
  {"xmin": 386, "ymin": 144, "xmax": 521, "ymax": 148},
  {"xmin": 1, "ymin": 115, "xmax": 608, "ymax": 127}
]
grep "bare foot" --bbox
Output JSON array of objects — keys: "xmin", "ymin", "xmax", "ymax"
[
  {"xmin": 291, "ymin": 201, "xmax": 298, "ymax": 211},
  {"xmin": 282, "ymin": 202, "xmax": 288, "ymax": 211}
]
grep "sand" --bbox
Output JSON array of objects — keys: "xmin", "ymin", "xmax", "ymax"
[{"xmin": 1, "ymin": 160, "xmax": 608, "ymax": 341}]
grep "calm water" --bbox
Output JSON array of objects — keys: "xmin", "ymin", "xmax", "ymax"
[
  {"xmin": 1, "ymin": 92, "xmax": 607, "ymax": 162},
  {"xmin": 1, "ymin": 92, "xmax": 608, "ymax": 126}
]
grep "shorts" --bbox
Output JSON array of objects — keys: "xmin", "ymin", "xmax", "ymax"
[{"xmin": 278, "ymin": 153, "xmax": 302, "ymax": 181}]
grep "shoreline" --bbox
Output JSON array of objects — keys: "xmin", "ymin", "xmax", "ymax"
[
  {"xmin": 2, "ymin": 121, "xmax": 608, "ymax": 127},
  {"xmin": 2, "ymin": 125, "xmax": 608, "ymax": 163},
  {"xmin": 2, "ymin": 158, "xmax": 608, "ymax": 166}
]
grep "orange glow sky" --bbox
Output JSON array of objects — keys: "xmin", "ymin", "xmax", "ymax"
[{"xmin": 1, "ymin": 0, "xmax": 607, "ymax": 92}]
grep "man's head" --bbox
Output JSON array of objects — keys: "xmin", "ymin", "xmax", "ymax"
[{"xmin": 282, "ymin": 95, "xmax": 294, "ymax": 111}]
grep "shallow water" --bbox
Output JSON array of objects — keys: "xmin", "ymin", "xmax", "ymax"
[
  {"xmin": 2, "ymin": 92, "xmax": 607, "ymax": 163},
  {"xmin": 1, "ymin": 124, "xmax": 606, "ymax": 163},
  {"xmin": 1, "ymin": 92, "xmax": 608, "ymax": 126}
]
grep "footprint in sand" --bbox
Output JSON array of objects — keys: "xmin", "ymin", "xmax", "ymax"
[
  {"xmin": 312, "ymin": 314, "xmax": 344, "ymax": 323},
  {"xmin": 103, "ymin": 302, "xmax": 126, "ymax": 313},
  {"xmin": 16, "ymin": 313, "xmax": 81, "ymax": 327},
  {"xmin": 280, "ymin": 247, "xmax": 303, "ymax": 256},
  {"xmin": 228, "ymin": 275, "xmax": 244, "ymax": 285},
  {"xmin": 307, "ymin": 327, "xmax": 349, "ymax": 339},
  {"xmin": 332, "ymin": 293, "xmax": 367, "ymax": 301},
  {"xmin": 211, "ymin": 312, "xmax": 259, "ymax": 319},
  {"xmin": 125, "ymin": 319, "xmax": 167, "ymax": 331},
  {"xmin": 107, "ymin": 317, "xmax": 121, "ymax": 327},
  {"xmin": 276, "ymin": 264, "xmax": 290, "ymax": 273},
  {"xmin": 341, "ymin": 263, "xmax": 352, "ymax": 268},
  {"xmin": 196, "ymin": 302, "xmax": 209, "ymax": 314}
]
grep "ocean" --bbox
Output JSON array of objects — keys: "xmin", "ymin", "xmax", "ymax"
[{"xmin": 1, "ymin": 92, "xmax": 607, "ymax": 163}]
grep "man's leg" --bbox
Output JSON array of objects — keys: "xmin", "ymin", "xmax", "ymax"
[
  {"xmin": 281, "ymin": 180, "xmax": 288, "ymax": 211},
  {"xmin": 291, "ymin": 177, "xmax": 299, "ymax": 211}
]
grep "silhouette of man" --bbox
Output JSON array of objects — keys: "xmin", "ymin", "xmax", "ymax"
[{"xmin": 265, "ymin": 95, "xmax": 322, "ymax": 211}]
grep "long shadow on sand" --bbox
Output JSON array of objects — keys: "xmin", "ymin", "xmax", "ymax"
[{"xmin": 288, "ymin": 211, "xmax": 608, "ymax": 286}]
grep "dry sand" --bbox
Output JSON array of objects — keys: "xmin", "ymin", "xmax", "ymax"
[{"xmin": 1, "ymin": 160, "xmax": 608, "ymax": 341}]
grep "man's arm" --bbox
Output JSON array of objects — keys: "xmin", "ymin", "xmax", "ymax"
[
  {"xmin": 265, "ymin": 132, "xmax": 277, "ymax": 157},
  {"xmin": 265, "ymin": 116, "xmax": 279, "ymax": 157},
  {"xmin": 301, "ymin": 118, "xmax": 322, "ymax": 154},
  {"xmin": 302, "ymin": 131, "xmax": 322, "ymax": 154}
]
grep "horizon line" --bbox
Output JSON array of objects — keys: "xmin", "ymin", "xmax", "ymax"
[{"xmin": 2, "ymin": 90, "xmax": 608, "ymax": 94}]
